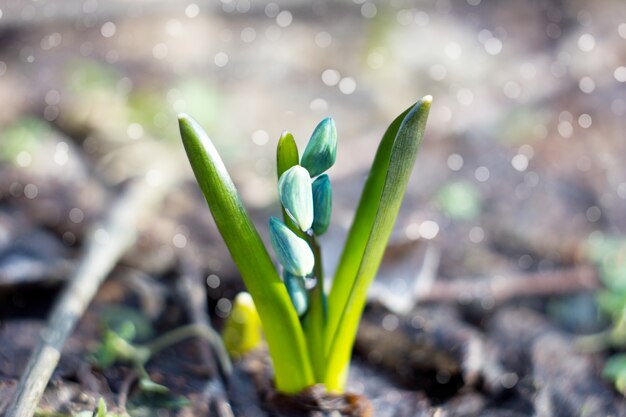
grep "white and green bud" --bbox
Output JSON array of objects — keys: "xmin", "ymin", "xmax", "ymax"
[
  {"xmin": 283, "ymin": 272, "xmax": 308, "ymax": 316},
  {"xmin": 312, "ymin": 174, "xmax": 332, "ymax": 235},
  {"xmin": 269, "ymin": 217, "xmax": 314, "ymax": 276},
  {"xmin": 278, "ymin": 166, "xmax": 314, "ymax": 231},
  {"xmin": 300, "ymin": 118, "xmax": 337, "ymax": 177}
]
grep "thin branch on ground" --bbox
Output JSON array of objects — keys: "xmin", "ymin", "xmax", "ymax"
[
  {"xmin": 176, "ymin": 259, "xmax": 233, "ymax": 417},
  {"xmin": 6, "ymin": 170, "xmax": 177, "ymax": 417},
  {"xmin": 117, "ymin": 368, "xmax": 137, "ymax": 413},
  {"xmin": 415, "ymin": 265, "xmax": 598, "ymax": 305}
]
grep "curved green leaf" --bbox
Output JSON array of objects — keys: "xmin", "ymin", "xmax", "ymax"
[
  {"xmin": 324, "ymin": 97, "xmax": 432, "ymax": 391},
  {"xmin": 179, "ymin": 114, "xmax": 314, "ymax": 393}
]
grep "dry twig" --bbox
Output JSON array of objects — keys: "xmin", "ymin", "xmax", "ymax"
[
  {"xmin": 416, "ymin": 265, "xmax": 598, "ymax": 305},
  {"xmin": 175, "ymin": 258, "xmax": 233, "ymax": 417},
  {"xmin": 6, "ymin": 173, "xmax": 176, "ymax": 417}
]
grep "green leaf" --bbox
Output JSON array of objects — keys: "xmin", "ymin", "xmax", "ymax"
[
  {"xmin": 100, "ymin": 306, "xmax": 155, "ymax": 342},
  {"xmin": 312, "ymin": 174, "xmax": 332, "ymax": 235},
  {"xmin": 284, "ymin": 272, "xmax": 309, "ymax": 316},
  {"xmin": 179, "ymin": 114, "xmax": 314, "ymax": 393},
  {"xmin": 324, "ymin": 97, "xmax": 432, "ymax": 391},
  {"xmin": 269, "ymin": 217, "xmax": 315, "ymax": 276},
  {"xmin": 301, "ymin": 118, "xmax": 337, "ymax": 177},
  {"xmin": 92, "ymin": 329, "xmax": 142, "ymax": 368},
  {"xmin": 92, "ymin": 331, "xmax": 118, "ymax": 368},
  {"xmin": 139, "ymin": 378, "xmax": 169, "ymax": 394},
  {"xmin": 278, "ymin": 166, "xmax": 314, "ymax": 232}
]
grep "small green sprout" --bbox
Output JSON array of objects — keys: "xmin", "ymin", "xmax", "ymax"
[
  {"xmin": 223, "ymin": 292, "xmax": 263, "ymax": 357},
  {"xmin": 179, "ymin": 96, "xmax": 431, "ymax": 394},
  {"xmin": 93, "ymin": 309, "xmax": 229, "ymax": 396}
]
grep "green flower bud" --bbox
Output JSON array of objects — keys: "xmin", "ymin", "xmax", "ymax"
[
  {"xmin": 277, "ymin": 131, "xmax": 299, "ymax": 179},
  {"xmin": 300, "ymin": 118, "xmax": 337, "ymax": 177},
  {"xmin": 284, "ymin": 272, "xmax": 308, "ymax": 316},
  {"xmin": 278, "ymin": 166, "xmax": 314, "ymax": 231},
  {"xmin": 269, "ymin": 217, "xmax": 314, "ymax": 276},
  {"xmin": 223, "ymin": 292, "xmax": 262, "ymax": 358},
  {"xmin": 312, "ymin": 174, "xmax": 332, "ymax": 235}
]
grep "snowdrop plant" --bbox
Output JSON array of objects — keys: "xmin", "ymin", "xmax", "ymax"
[{"xmin": 178, "ymin": 96, "xmax": 431, "ymax": 394}]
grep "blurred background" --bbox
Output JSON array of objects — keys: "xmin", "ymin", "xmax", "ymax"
[{"xmin": 1, "ymin": 0, "xmax": 626, "ymax": 414}]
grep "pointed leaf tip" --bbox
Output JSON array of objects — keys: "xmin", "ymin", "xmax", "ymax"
[
  {"xmin": 269, "ymin": 217, "xmax": 315, "ymax": 276},
  {"xmin": 278, "ymin": 166, "xmax": 314, "ymax": 232},
  {"xmin": 177, "ymin": 114, "xmax": 198, "ymax": 133},
  {"xmin": 178, "ymin": 113, "xmax": 208, "ymax": 144},
  {"xmin": 301, "ymin": 117, "xmax": 337, "ymax": 177}
]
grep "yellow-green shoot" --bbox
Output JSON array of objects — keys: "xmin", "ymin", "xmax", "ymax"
[{"xmin": 178, "ymin": 96, "xmax": 432, "ymax": 394}]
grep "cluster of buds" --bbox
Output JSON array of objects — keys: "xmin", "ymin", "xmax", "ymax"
[
  {"xmin": 269, "ymin": 118, "xmax": 336, "ymax": 316},
  {"xmin": 179, "ymin": 96, "xmax": 431, "ymax": 393}
]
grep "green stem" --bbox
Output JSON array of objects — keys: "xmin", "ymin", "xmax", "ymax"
[
  {"xmin": 303, "ymin": 233, "xmax": 327, "ymax": 382},
  {"xmin": 142, "ymin": 324, "xmax": 232, "ymax": 375},
  {"xmin": 109, "ymin": 331, "xmax": 144, "ymax": 363}
]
